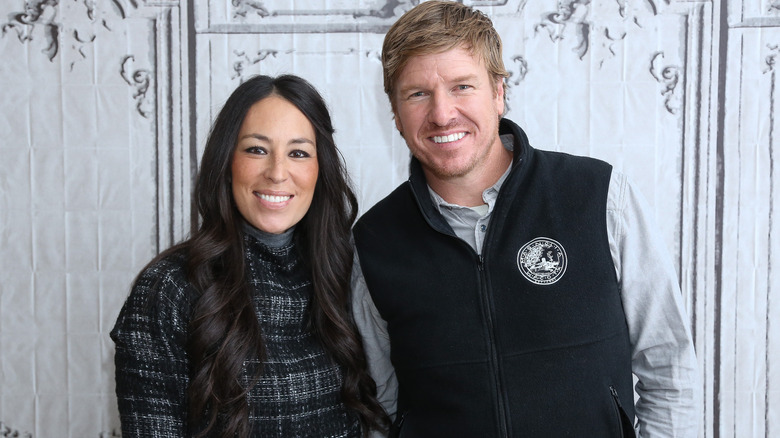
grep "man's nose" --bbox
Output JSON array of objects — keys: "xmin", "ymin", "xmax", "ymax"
[{"xmin": 427, "ymin": 92, "xmax": 457, "ymax": 127}]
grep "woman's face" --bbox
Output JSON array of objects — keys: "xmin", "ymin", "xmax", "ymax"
[{"xmin": 231, "ymin": 95, "xmax": 319, "ymax": 234}]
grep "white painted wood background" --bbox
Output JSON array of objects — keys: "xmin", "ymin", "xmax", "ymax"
[{"xmin": 0, "ymin": 1, "xmax": 776, "ymax": 436}]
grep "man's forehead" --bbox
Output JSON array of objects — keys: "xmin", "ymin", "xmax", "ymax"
[{"xmin": 396, "ymin": 49, "xmax": 486, "ymax": 84}]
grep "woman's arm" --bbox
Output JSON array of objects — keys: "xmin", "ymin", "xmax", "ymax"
[{"xmin": 110, "ymin": 259, "xmax": 193, "ymax": 437}]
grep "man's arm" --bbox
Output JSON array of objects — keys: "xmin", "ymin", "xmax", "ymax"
[
  {"xmin": 351, "ymin": 249, "xmax": 398, "ymax": 437},
  {"xmin": 607, "ymin": 171, "xmax": 700, "ymax": 437}
]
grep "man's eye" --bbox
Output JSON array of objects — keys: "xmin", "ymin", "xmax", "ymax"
[
  {"xmin": 456, "ymin": 85, "xmax": 472, "ymax": 91},
  {"xmin": 409, "ymin": 91, "xmax": 426, "ymax": 98}
]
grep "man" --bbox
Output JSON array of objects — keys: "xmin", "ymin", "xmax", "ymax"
[{"xmin": 352, "ymin": 2, "xmax": 699, "ymax": 437}]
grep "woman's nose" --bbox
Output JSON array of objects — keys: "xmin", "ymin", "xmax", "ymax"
[{"xmin": 264, "ymin": 155, "xmax": 288, "ymax": 182}]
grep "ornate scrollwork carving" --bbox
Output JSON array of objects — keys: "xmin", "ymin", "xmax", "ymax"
[
  {"xmin": 230, "ymin": 0, "xmax": 414, "ymax": 21},
  {"xmin": 2, "ymin": 0, "xmax": 139, "ymax": 65},
  {"xmin": 509, "ymin": 55, "xmax": 528, "ymax": 86},
  {"xmin": 769, "ymin": 0, "xmax": 780, "ymax": 14},
  {"xmin": 650, "ymin": 51, "xmax": 682, "ymax": 114},
  {"xmin": 233, "ymin": 0, "xmax": 270, "ymax": 19},
  {"xmin": 121, "ymin": 55, "xmax": 154, "ymax": 118},
  {"xmin": 2, "ymin": 0, "xmax": 60, "ymax": 61},
  {"xmin": 534, "ymin": 0, "xmax": 664, "ymax": 66},
  {"xmin": 231, "ymin": 49, "xmax": 284, "ymax": 81},
  {"xmin": 764, "ymin": 44, "xmax": 780, "ymax": 73},
  {"xmin": 0, "ymin": 420, "xmax": 32, "ymax": 438},
  {"xmin": 535, "ymin": 0, "xmax": 592, "ymax": 60}
]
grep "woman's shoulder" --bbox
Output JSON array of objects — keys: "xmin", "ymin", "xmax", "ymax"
[
  {"xmin": 113, "ymin": 248, "xmax": 196, "ymax": 335},
  {"xmin": 134, "ymin": 248, "xmax": 190, "ymax": 292}
]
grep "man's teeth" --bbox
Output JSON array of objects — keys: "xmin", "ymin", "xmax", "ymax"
[
  {"xmin": 432, "ymin": 132, "xmax": 465, "ymax": 143},
  {"xmin": 258, "ymin": 194, "xmax": 291, "ymax": 203}
]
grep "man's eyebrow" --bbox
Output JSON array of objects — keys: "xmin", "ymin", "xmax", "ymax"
[
  {"xmin": 398, "ymin": 74, "xmax": 481, "ymax": 93},
  {"xmin": 452, "ymin": 73, "xmax": 479, "ymax": 82},
  {"xmin": 397, "ymin": 83, "xmax": 424, "ymax": 95}
]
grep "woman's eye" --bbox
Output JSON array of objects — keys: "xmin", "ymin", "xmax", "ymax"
[
  {"xmin": 289, "ymin": 149, "xmax": 311, "ymax": 158},
  {"xmin": 246, "ymin": 146, "xmax": 266, "ymax": 155}
]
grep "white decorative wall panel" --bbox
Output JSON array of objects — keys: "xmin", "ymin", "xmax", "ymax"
[
  {"xmin": 717, "ymin": 21, "xmax": 780, "ymax": 438},
  {"xmin": 0, "ymin": 0, "xmax": 777, "ymax": 436}
]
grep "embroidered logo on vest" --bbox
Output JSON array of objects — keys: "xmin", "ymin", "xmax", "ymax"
[{"xmin": 517, "ymin": 237, "xmax": 567, "ymax": 285}]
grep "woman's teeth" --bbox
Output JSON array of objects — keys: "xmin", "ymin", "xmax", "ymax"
[{"xmin": 258, "ymin": 193, "xmax": 291, "ymax": 203}]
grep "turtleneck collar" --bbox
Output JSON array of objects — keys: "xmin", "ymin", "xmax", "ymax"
[{"xmin": 241, "ymin": 220, "xmax": 295, "ymax": 248}]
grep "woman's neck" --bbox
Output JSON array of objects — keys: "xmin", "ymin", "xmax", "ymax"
[{"xmin": 241, "ymin": 221, "xmax": 295, "ymax": 248}]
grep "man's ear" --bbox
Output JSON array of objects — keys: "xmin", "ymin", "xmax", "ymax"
[
  {"xmin": 495, "ymin": 78, "xmax": 506, "ymax": 117},
  {"xmin": 394, "ymin": 112, "xmax": 404, "ymax": 136}
]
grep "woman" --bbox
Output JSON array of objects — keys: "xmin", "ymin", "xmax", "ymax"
[{"xmin": 111, "ymin": 74, "xmax": 388, "ymax": 437}]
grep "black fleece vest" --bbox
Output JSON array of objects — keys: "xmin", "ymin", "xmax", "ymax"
[{"xmin": 353, "ymin": 119, "xmax": 635, "ymax": 437}]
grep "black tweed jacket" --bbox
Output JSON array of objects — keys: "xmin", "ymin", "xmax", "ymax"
[{"xmin": 110, "ymin": 232, "xmax": 361, "ymax": 437}]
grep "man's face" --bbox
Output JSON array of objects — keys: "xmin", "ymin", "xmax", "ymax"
[{"xmin": 392, "ymin": 46, "xmax": 505, "ymax": 182}]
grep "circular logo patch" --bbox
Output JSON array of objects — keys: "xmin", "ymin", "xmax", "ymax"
[{"xmin": 516, "ymin": 237, "xmax": 567, "ymax": 285}]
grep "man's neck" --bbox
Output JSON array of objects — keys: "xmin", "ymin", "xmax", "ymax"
[{"xmin": 425, "ymin": 146, "xmax": 513, "ymax": 207}]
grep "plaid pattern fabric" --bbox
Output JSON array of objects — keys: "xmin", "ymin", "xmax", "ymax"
[{"xmin": 111, "ymin": 234, "xmax": 361, "ymax": 437}]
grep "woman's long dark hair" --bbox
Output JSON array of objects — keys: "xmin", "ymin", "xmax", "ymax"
[{"xmin": 178, "ymin": 74, "xmax": 388, "ymax": 436}]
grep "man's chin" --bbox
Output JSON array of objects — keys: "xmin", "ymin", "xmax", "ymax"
[{"xmin": 420, "ymin": 160, "xmax": 474, "ymax": 181}]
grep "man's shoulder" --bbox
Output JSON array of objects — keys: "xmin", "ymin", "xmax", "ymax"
[
  {"xmin": 534, "ymin": 147, "xmax": 610, "ymax": 165},
  {"xmin": 356, "ymin": 181, "xmax": 414, "ymax": 225},
  {"xmin": 530, "ymin": 148, "xmax": 613, "ymax": 176}
]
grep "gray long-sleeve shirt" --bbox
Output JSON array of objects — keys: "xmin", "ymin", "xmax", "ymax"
[{"xmin": 352, "ymin": 166, "xmax": 699, "ymax": 438}]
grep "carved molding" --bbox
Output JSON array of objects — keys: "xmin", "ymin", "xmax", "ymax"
[
  {"xmin": 0, "ymin": 420, "xmax": 32, "ymax": 438},
  {"xmin": 2, "ymin": 0, "xmax": 60, "ymax": 61},
  {"xmin": 534, "ymin": 0, "xmax": 593, "ymax": 60},
  {"xmin": 206, "ymin": 0, "xmax": 516, "ymax": 33},
  {"xmin": 2, "ymin": 0, "xmax": 190, "ymax": 252},
  {"xmin": 531, "ymin": 0, "xmax": 671, "ymax": 63},
  {"xmin": 206, "ymin": 0, "xmax": 414, "ymax": 33},
  {"xmin": 650, "ymin": 51, "xmax": 683, "ymax": 114},
  {"xmin": 508, "ymin": 55, "xmax": 529, "ymax": 86},
  {"xmin": 0, "ymin": 0, "xmax": 149, "ymax": 71},
  {"xmin": 121, "ymin": 55, "xmax": 154, "ymax": 118},
  {"xmin": 0, "ymin": 1, "xmax": 161, "ymax": 119},
  {"xmin": 147, "ymin": 6, "xmax": 190, "ymax": 251},
  {"xmin": 226, "ymin": 0, "xmax": 515, "ymax": 23},
  {"xmin": 228, "ymin": 46, "xmax": 384, "ymax": 82},
  {"xmin": 231, "ymin": 49, "xmax": 286, "ymax": 80},
  {"xmin": 764, "ymin": 43, "xmax": 780, "ymax": 73}
]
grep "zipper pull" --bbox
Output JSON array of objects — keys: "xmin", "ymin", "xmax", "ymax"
[{"xmin": 610, "ymin": 385, "xmax": 623, "ymax": 407}]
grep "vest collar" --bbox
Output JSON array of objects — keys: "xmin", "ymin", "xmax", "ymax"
[{"xmin": 406, "ymin": 118, "xmax": 535, "ymax": 234}]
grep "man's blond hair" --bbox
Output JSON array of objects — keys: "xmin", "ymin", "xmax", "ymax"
[{"xmin": 382, "ymin": 1, "xmax": 510, "ymax": 110}]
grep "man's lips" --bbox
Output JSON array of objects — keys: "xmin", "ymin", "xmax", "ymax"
[{"xmin": 430, "ymin": 132, "xmax": 466, "ymax": 144}]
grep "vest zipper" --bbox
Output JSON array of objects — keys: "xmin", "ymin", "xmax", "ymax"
[
  {"xmin": 478, "ymin": 255, "xmax": 510, "ymax": 437},
  {"xmin": 609, "ymin": 385, "xmax": 637, "ymax": 438},
  {"xmin": 408, "ymin": 180, "xmax": 512, "ymax": 435}
]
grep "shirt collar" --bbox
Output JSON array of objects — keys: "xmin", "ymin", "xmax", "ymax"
[{"xmin": 428, "ymin": 133, "xmax": 515, "ymax": 215}]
